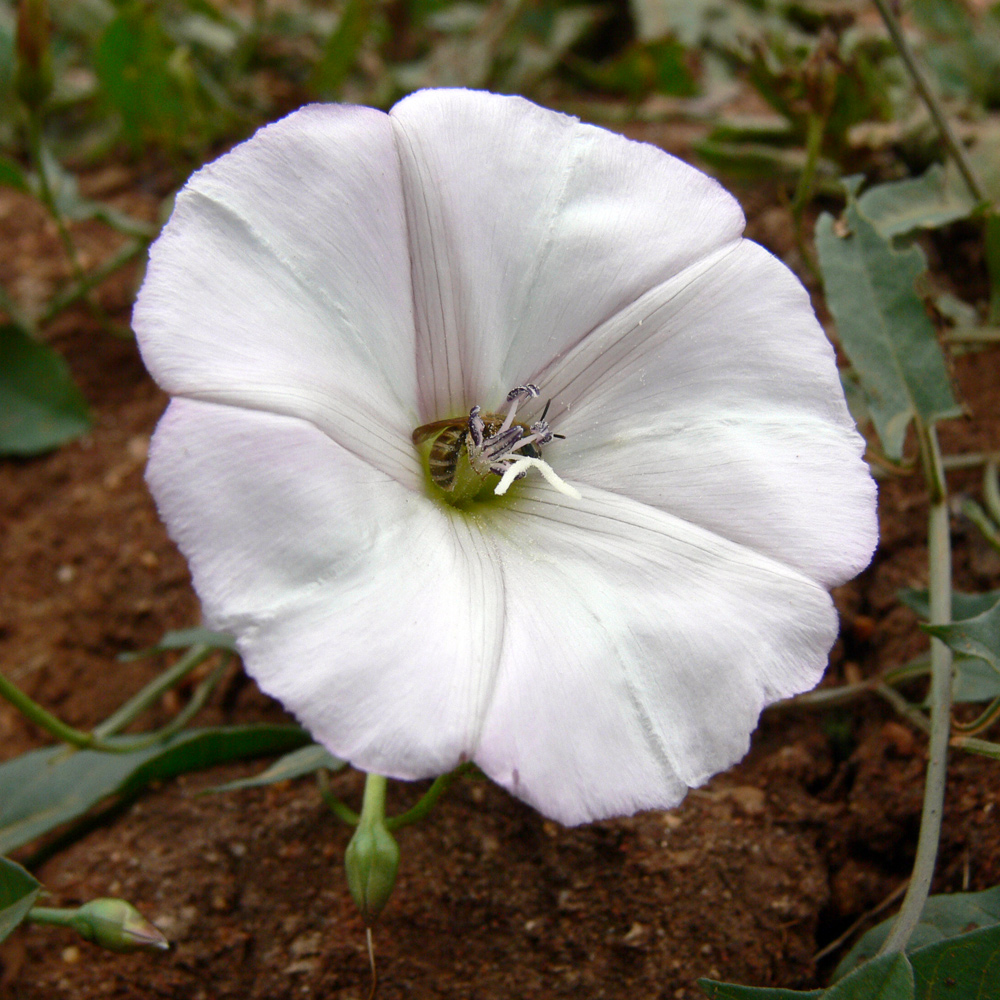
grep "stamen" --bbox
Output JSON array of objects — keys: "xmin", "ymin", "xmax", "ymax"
[
  {"xmin": 415, "ymin": 383, "xmax": 570, "ymax": 501},
  {"xmin": 468, "ymin": 405, "xmax": 484, "ymax": 448},
  {"xmin": 498, "ymin": 384, "xmax": 539, "ymax": 433},
  {"xmin": 494, "ymin": 456, "xmax": 581, "ymax": 498}
]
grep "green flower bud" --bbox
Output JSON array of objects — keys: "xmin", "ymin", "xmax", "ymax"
[
  {"xmin": 69, "ymin": 899, "xmax": 170, "ymax": 953},
  {"xmin": 344, "ymin": 820, "xmax": 400, "ymax": 925},
  {"xmin": 15, "ymin": 0, "xmax": 53, "ymax": 111}
]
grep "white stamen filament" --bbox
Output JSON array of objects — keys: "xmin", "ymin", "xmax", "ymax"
[{"xmin": 495, "ymin": 457, "xmax": 581, "ymax": 499}]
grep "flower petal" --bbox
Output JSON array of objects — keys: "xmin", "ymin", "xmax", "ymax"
[
  {"xmin": 134, "ymin": 104, "xmax": 421, "ymax": 486},
  {"xmin": 476, "ymin": 480, "xmax": 838, "ymax": 825},
  {"xmin": 389, "ymin": 89, "xmax": 745, "ymax": 419},
  {"xmin": 535, "ymin": 239, "xmax": 877, "ymax": 588},
  {"xmin": 147, "ymin": 398, "xmax": 506, "ymax": 777},
  {"xmin": 149, "ymin": 401, "xmax": 839, "ymax": 827}
]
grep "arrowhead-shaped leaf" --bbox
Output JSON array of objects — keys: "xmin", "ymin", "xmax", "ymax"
[{"xmin": 816, "ymin": 188, "xmax": 960, "ymax": 459}]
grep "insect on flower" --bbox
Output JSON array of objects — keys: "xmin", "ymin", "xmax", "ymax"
[{"xmin": 412, "ymin": 385, "xmax": 564, "ymax": 495}]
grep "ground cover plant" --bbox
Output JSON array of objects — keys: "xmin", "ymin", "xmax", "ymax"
[{"xmin": 2, "ymin": 0, "xmax": 1000, "ymax": 997}]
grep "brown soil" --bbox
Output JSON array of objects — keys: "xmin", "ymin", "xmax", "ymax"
[{"xmin": 1, "ymin": 141, "xmax": 999, "ymax": 1000}]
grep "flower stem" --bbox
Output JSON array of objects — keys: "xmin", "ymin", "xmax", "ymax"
[
  {"xmin": 878, "ymin": 423, "xmax": 953, "ymax": 956},
  {"xmin": 385, "ymin": 764, "xmax": 471, "ymax": 831},
  {"xmin": 871, "ymin": 0, "xmax": 986, "ymax": 204},
  {"xmin": 25, "ymin": 907, "xmax": 78, "ymax": 928}
]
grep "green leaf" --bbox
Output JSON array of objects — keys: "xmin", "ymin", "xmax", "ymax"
[
  {"xmin": 911, "ymin": 924, "xmax": 1000, "ymax": 999},
  {"xmin": 0, "ymin": 154, "xmax": 29, "ymax": 192},
  {"xmin": 924, "ymin": 597, "xmax": 1000, "ymax": 675},
  {"xmin": 93, "ymin": 9, "xmax": 189, "ymax": 149},
  {"xmin": 897, "ymin": 590, "xmax": 1000, "ymax": 701},
  {"xmin": 207, "ymin": 743, "xmax": 346, "ymax": 793},
  {"xmin": 119, "ymin": 627, "xmax": 237, "ymax": 661},
  {"xmin": 836, "ymin": 887, "xmax": 1000, "ymax": 980},
  {"xmin": 0, "ymin": 725, "xmax": 310, "ymax": 854},
  {"xmin": 856, "ymin": 165, "xmax": 977, "ymax": 240},
  {"xmin": 825, "ymin": 953, "xmax": 914, "ymax": 1000},
  {"xmin": 0, "ymin": 324, "xmax": 91, "ymax": 456},
  {"xmin": 310, "ymin": 0, "xmax": 370, "ymax": 98},
  {"xmin": 696, "ymin": 981, "xmax": 822, "ymax": 999},
  {"xmin": 0, "ymin": 856, "xmax": 41, "ymax": 943},
  {"xmin": 816, "ymin": 187, "xmax": 961, "ymax": 460},
  {"xmin": 898, "ymin": 589, "xmax": 1000, "ymax": 621}
]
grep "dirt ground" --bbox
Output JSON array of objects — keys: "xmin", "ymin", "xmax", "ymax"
[{"xmin": 1, "ymin": 131, "xmax": 999, "ymax": 999}]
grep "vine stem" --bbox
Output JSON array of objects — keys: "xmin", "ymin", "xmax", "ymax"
[
  {"xmin": 879, "ymin": 424, "xmax": 953, "ymax": 955},
  {"xmin": 0, "ymin": 644, "xmax": 218, "ymax": 753},
  {"xmin": 871, "ymin": 0, "xmax": 986, "ymax": 204}
]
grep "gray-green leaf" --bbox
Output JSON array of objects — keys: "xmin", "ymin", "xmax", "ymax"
[
  {"xmin": 815, "ymin": 190, "xmax": 960, "ymax": 460},
  {"xmin": 826, "ymin": 953, "xmax": 915, "ymax": 1000},
  {"xmin": 912, "ymin": 924, "xmax": 1000, "ymax": 999},
  {"xmin": 0, "ymin": 725, "xmax": 310, "ymax": 854},
  {"xmin": 207, "ymin": 743, "xmax": 346, "ymax": 793},
  {"xmin": 119, "ymin": 626, "xmax": 237, "ymax": 661},
  {"xmin": 856, "ymin": 165, "xmax": 978, "ymax": 240},
  {"xmin": 0, "ymin": 856, "xmax": 41, "ymax": 943},
  {"xmin": 924, "ymin": 596, "xmax": 1000, "ymax": 675},
  {"xmin": 836, "ymin": 886, "xmax": 1000, "ymax": 980},
  {"xmin": 0, "ymin": 324, "xmax": 91, "ymax": 456}
]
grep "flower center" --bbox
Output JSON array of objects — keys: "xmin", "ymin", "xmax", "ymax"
[{"xmin": 412, "ymin": 385, "xmax": 578, "ymax": 506}]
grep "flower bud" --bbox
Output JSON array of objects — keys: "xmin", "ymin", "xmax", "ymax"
[
  {"xmin": 15, "ymin": 0, "xmax": 53, "ymax": 111},
  {"xmin": 344, "ymin": 820, "xmax": 399, "ymax": 925},
  {"xmin": 69, "ymin": 899, "xmax": 170, "ymax": 953}
]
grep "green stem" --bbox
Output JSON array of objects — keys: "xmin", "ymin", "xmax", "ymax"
[
  {"xmin": 871, "ymin": 0, "xmax": 986, "ymax": 204},
  {"xmin": 960, "ymin": 497, "xmax": 1000, "ymax": 553},
  {"xmin": 984, "ymin": 461, "xmax": 1000, "ymax": 525},
  {"xmin": 942, "ymin": 450, "xmax": 1000, "ymax": 471},
  {"xmin": 317, "ymin": 769, "xmax": 360, "ymax": 825},
  {"xmin": 25, "ymin": 906, "xmax": 78, "ymax": 928},
  {"xmin": 774, "ymin": 680, "xmax": 874, "ymax": 711},
  {"xmin": 40, "ymin": 238, "xmax": 147, "ymax": 327},
  {"xmin": 26, "ymin": 116, "xmax": 86, "ymax": 285},
  {"xmin": 360, "ymin": 773, "xmax": 388, "ymax": 824},
  {"xmin": 790, "ymin": 111, "xmax": 826, "ymax": 281},
  {"xmin": 950, "ymin": 693, "xmax": 1000, "ymax": 736},
  {"xmin": 945, "ymin": 326, "xmax": 1000, "ymax": 344},
  {"xmin": 951, "ymin": 735, "xmax": 1000, "ymax": 760},
  {"xmin": 385, "ymin": 764, "xmax": 471, "ymax": 831},
  {"xmin": 0, "ymin": 669, "xmax": 99, "ymax": 749},
  {"xmin": 792, "ymin": 113, "xmax": 825, "ymax": 218},
  {"xmin": 875, "ymin": 681, "xmax": 932, "ymax": 735},
  {"xmin": 93, "ymin": 645, "xmax": 215, "ymax": 739},
  {"xmin": 1, "ymin": 645, "xmax": 221, "ymax": 754},
  {"xmin": 879, "ymin": 423, "xmax": 953, "ymax": 956},
  {"xmin": 86, "ymin": 655, "xmax": 231, "ymax": 755}
]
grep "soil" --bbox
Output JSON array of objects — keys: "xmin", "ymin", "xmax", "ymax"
[{"xmin": 1, "ymin": 129, "xmax": 1000, "ymax": 1000}]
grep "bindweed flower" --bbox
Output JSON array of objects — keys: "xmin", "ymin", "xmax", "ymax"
[{"xmin": 135, "ymin": 89, "xmax": 876, "ymax": 826}]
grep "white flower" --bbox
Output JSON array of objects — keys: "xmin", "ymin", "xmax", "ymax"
[{"xmin": 134, "ymin": 89, "xmax": 877, "ymax": 826}]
